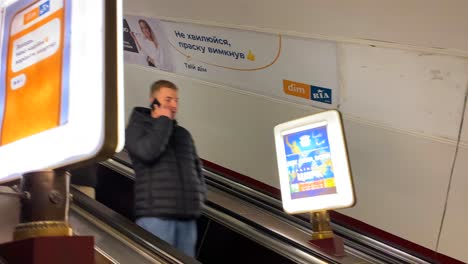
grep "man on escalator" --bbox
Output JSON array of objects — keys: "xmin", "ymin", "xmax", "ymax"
[{"xmin": 125, "ymin": 80, "xmax": 206, "ymax": 258}]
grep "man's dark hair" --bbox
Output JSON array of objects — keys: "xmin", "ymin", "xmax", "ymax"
[{"xmin": 150, "ymin": 80, "xmax": 178, "ymax": 95}]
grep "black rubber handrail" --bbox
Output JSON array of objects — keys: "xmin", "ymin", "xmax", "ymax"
[{"xmin": 71, "ymin": 187, "xmax": 201, "ymax": 264}]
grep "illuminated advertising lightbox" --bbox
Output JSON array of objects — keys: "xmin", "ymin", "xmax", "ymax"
[
  {"xmin": 274, "ymin": 110, "xmax": 355, "ymax": 213},
  {"xmin": 0, "ymin": 0, "xmax": 124, "ymax": 183}
]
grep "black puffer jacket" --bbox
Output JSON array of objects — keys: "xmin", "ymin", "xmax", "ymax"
[{"xmin": 125, "ymin": 107, "xmax": 206, "ymax": 220}]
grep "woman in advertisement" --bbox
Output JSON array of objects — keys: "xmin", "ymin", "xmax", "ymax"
[{"xmin": 131, "ymin": 19, "xmax": 172, "ymax": 71}]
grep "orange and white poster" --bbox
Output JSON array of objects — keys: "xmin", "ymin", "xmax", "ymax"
[
  {"xmin": 0, "ymin": 0, "xmax": 71, "ymax": 146},
  {"xmin": 123, "ymin": 15, "xmax": 339, "ymax": 108}
]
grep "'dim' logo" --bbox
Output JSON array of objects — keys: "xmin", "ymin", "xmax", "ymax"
[
  {"xmin": 283, "ymin": 80, "xmax": 310, "ymax": 99},
  {"xmin": 311, "ymin": 86, "xmax": 332, "ymax": 104}
]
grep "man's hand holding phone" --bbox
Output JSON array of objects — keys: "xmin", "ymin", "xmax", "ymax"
[{"xmin": 151, "ymin": 99, "xmax": 172, "ymax": 119}]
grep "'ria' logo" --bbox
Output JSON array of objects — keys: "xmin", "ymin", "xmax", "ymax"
[{"xmin": 311, "ymin": 86, "xmax": 332, "ymax": 104}]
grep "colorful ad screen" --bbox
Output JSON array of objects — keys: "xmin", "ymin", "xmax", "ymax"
[
  {"xmin": 0, "ymin": 0, "xmax": 70, "ymax": 146},
  {"xmin": 283, "ymin": 125, "xmax": 336, "ymax": 200}
]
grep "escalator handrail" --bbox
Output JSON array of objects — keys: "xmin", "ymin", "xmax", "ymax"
[
  {"xmin": 202, "ymin": 169, "xmax": 431, "ymax": 264},
  {"xmin": 71, "ymin": 187, "xmax": 201, "ymax": 264}
]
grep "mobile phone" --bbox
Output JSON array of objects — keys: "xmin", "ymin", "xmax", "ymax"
[{"xmin": 150, "ymin": 98, "xmax": 160, "ymax": 110}]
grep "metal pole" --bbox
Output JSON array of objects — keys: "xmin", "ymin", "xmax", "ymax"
[
  {"xmin": 13, "ymin": 170, "xmax": 73, "ymax": 240},
  {"xmin": 310, "ymin": 210, "xmax": 334, "ymax": 240}
]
